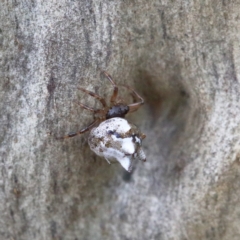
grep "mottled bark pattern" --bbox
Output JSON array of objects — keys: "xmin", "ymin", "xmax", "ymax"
[{"xmin": 1, "ymin": 1, "xmax": 240, "ymax": 240}]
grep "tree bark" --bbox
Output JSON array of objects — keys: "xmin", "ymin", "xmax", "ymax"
[{"xmin": 1, "ymin": 1, "xmax": 240, "ymax": 239}]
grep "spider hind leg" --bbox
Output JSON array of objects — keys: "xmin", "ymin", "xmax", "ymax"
[{"xmin": 56, "ymin": 119, "xmax": 99, "ymax": 139}]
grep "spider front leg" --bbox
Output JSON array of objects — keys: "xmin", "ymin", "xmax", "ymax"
[
  {"xmin": 78, "ymin": 87, "xmax": 107, "ymax": 107},
  {"xmin": 74, "ymin": 101, "xmax": 105, "ymax": 115},
  {"xmin": 102, "ymin": 71, "xmax": 118, "ymax": 104},
  {"xmin": 56, "ymin": 119, "xmax": 99, "ymax": 140},
  {"xmin": 121, "ymin": 84, "xmax": 144, "ymax": 113}
]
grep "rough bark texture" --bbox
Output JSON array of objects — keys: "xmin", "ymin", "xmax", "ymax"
[{"xmin": 1, "ymin": 1, "xmax": 240, "ymax": 240}]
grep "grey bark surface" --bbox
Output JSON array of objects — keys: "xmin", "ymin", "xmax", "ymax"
[{"xmin": 1, "ymin": 1, "xmax": 240, "ymax": 240}]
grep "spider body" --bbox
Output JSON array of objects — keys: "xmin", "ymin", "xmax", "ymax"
[
  {"xmin": 88, "ymin": 118, "xmax": 146, "ymax": 172},
  {"xmin": 106, "ymin": 104, "xmax": 129, "ymax": 119},
  {"xmin": 57, "ymin": 71, "xmax": 146, "ymax": 172}
]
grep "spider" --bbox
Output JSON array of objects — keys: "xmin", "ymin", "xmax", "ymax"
[{"xmin": 57, "ymin": 71, "xmax": 146, "ymax": 172}]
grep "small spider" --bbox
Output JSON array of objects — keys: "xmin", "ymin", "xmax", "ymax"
[{"xmin": 57, "ymin": 71, "xmax": 146, "ymax": 172}]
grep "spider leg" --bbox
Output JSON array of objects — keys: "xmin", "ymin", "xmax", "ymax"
[
  {"xmin": 120, "ymin": 84, "xmax": 144, "ymax": 113},
  {"xmin": 74, "ymin": 101, "xmax": 105, "ymax": 114},
  {"xmin": 78, "ymin": 87, "xmax": 107, "ymax": 107},
  {"xmin": 56, "ymin": 119, "xmax": 99, "ymax": 140},
  {"xmin": 102, "ymin": 71, "xmax": 118, "ymax": 104},
  {"xmin": 105, "ymin": 158, "xmax": 111, "ymax": 164},
  {"xmin": 129, "ymin": 91, "xmax": 138, "ymax": 103}
]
